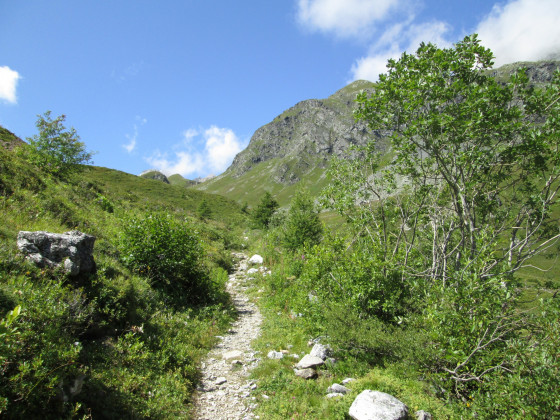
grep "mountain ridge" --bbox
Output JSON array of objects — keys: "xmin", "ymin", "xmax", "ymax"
[{"xmin": 197, "ymin": 60, "xmax": 560, "ymax": 206}]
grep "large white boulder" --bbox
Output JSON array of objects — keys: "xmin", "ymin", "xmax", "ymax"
[
  {"xmin": 248, "ymin": 254, "xmax": 264, "ymax": 264},
  {"xmin": 349, "ymin": 390, "xmax": 408, "ymax": 420}
]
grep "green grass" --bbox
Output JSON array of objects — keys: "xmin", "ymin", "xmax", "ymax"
[
  {"xmin": 0, "ymin": 142, "xmax": 246, "ymax": 418},
  {"xmin": 243, "ymin": 257, "xmax": 460, "ymax": 419}
]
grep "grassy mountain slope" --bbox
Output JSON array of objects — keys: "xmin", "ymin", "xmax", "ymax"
[{"xmin": 0, "ymin": 138, "xmax": 247, "ymax": 418}]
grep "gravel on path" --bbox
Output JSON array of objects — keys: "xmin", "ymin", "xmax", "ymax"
[{"xmin": 193, "ymin": 252, "xmax": 263, "ymax": 420}]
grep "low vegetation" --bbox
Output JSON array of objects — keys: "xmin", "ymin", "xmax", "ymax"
[{"xmin": 0, "ymin": 120, "xmax": 246, "ymax": 418}]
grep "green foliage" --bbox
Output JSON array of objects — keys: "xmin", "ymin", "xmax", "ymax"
[
  {"xmin": 251, "ymin": 191, "xmax": 279, "ymax": 229},
  {"xmin": 24, "ymin": 111, "xmax": 94, "ymax": 177},
  {"xmin": 316, "ymin": 34, "xmax": 560, "ymax": 410},
  {"xmin": 94, "ymin": 193, "xmax": 114, "ymax": 213},
  {"xmin": 197, "ymin": 198, "xmax": 212, "ymax": 219},
  {"xmin": 282, "ymin": 189, "xmax": 323, "ymax": 251},
  {"xmin": 118, "ymin": 212, "xmax": 214, "ymax": 305},
  {"xmin": 0, "ymin": 140, "xmax": 243, "ymax": 417},
  {"xmin": 298, "ymin": 235, "xmax": 412, "ymax": 323}
]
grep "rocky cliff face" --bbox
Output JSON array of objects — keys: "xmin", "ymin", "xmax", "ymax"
[
  {"xmin": 223, "ymin": 62, "xmax": 560, "ymax": 187},
  {"xmin": 225, "ymin": 80, "xmax": 390, "ymax": 185}
]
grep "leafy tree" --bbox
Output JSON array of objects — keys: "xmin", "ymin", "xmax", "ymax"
[
  {"xmin": 251, "ymin": 191, "xmax": 279, "ymax": 229},
  {"xmin": 323, "ymin": 34, "xmax": 560, "ymax": 396},
  {"xmin": 283, "ymin": 189, "xmax": 323, "ymax": 251},
  {"xmin": 25, "ymin": 111, "xmax": 94, "ymax": 177}
]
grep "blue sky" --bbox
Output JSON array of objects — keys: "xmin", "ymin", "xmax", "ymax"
[{"xmin": 2, "ymin": 0, "xmax": 559, "ymax": 179}]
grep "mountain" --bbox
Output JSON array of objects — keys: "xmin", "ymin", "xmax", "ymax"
[
  {"xmin": 197, "ymin": 60, "xmax": 560, "ymax": 207},
  {"xmin": 196, "ymin": 80, "xmax": 386, "ymax": 206},
  {"xmin": 140, "ymin": 169, "xmax": 170, "ymax": 183}
]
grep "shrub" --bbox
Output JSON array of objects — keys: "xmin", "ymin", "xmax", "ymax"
[
  {"xmin": 251, "ymin": 192, "xmax": 278, "ymax": 229},
  {"xmin": 118, "ymin": 212, "xmax": 211, "ymax": 305},
  {"xmin": 282, "ymin": 189, "xmax": 323, "ymax": 252}
]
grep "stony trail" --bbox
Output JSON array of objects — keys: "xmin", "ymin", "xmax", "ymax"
[{"xmin": 193, "ymin": 252, "xmax": 263, "ymax": 420}]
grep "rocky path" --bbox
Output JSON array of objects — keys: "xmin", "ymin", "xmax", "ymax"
[{"xmin": 193, "ymin": 252, "xmax": 263, "ymax": 420}]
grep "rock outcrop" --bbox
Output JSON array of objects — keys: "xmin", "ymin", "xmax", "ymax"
[
  {"xmin": 17, "ymin": 230, "xmax": 96, "ymax": 275},
  {"xmin": 140, "ymin": 170, "xmax": 170, "ymax": 184},
  {"xmin": 224, "ymin": 80, "xmax": 386, "ymax": 185}
]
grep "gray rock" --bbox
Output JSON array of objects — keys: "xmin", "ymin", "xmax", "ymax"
[
  {"xmin": 267, "ymin": 350, "xmax": 284, "ymax": 360},
  {"xmin": 310, "ymin": 343, "xmax": 330, "ymax": 360},
  {"xmin": 294, "ymin": 368, "xmax": 318, "ymax": 380},
  {"xmin": 326, "ymin": 393, "xmax": 344, "ymax": 398},
  {"xmin": 327, "ymin": 383, "xmax": 350, "ymax": 395},
  {"xmin": 215, "ymin": 377, "xmax": 227, "ymax": 385},
  {"xmin": 415, "ymin": 410, "xmax": 432, "ymax": 420},
  {"xmin": 342, "ymin": 378, "xmax": 356, "ymax": 385},
  {"xmin": 17, "ymin": 230, "xmax": 96, "ymax": 276},
  {"xmin": 349, "ymin": 390, "xmax": 408, "ymax": 420},
  {"xmin": 247, "ymin": 268, "xmax": 259, "ymax": 274},
  {"xmin": 296, "ymin": 354, "xmax": 324, "ymax": 369}
]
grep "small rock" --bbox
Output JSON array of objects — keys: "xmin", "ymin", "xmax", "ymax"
[
  {"xmin": 296, "ymin": 354, "xmax": 324, "ymax": 369},
  {"xmin": 262, "ymin": 394, "xmax": 269, "ymax": 400},
  {"xmin": 342, "ymin": 378, "xmax": 356, "ymax": 385},
  {"xmin": 267, "ymin": 350, "xmax": 284, "ymax": 359},
  {"xmin": 328, "ymin": 383, "xmax": 351, "ymax": 395},
  {"xmin": 349, "ymin": 390, "xmax": 408, "ymax": 420},
  {"xmin": 415, "ymin": 410, "xmax": 432, "ymax": 420},
  {"xmin": 294, "ymin": 368, "xmax": 318, "ymax": 380},
  {"xmin": 215, "ymin": 377, "xmax": 227, "ymax": 385},
  {"xmin": 247, "ymin": 268, "xmax": 259, "ymax": 274},
  {"xmin": 231, "ymin": 360, "xmax": 243, "ymax": 366},
  {"xmin": 326, "ymin": 393, "xmax": 344, "ymax": 398},
  {"xmin": 325, "ymin": 357, "xmax": 337, "ymax": 366}
]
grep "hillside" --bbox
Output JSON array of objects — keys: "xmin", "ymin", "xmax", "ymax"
[
  {"xmin": 0, "ymin": 137, "xmax": 248, "ymax": 418},
  {"xmin": 197, "ymin": 60, "xmax": 560, "ymax": 207}
]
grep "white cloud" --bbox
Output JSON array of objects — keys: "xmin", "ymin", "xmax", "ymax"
[
  {"xmin": 183, "ymin": 128, "xmax": 199, "ymax": 142},
  {"xmin": 0, "ymin": 66, "xmax": 21, "ymax": 104},
  {"xmin": 297, "ymin": 0, "xmax": 403, "ymax": 38},
  {"xmin": 476, "ymin": 0, "xmax": 560, "ymax": 67},
  {"xmin": 145, "ymin": 125, "xmax": 246, "ymax": 178},
  {"xmin": 204, "ymin": 126, "xmax": 244, "ymax": 173},
  {"xmin": 350, "ymin": 20, "xmax": 452, "ymax": 81},
  {"xmin": 123, "ymin": 116, "xmax": 147, "ymax": 154},
  {"xmin": 145, "ymin": 150, "xmax": 206, "ymax": 177}
]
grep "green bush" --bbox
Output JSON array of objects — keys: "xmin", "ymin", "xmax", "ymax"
[
  {"xmin": 118, "ymin": 212, "xmax": 212, "ymax": 305},
  {"xmin": 251, "ymin": 191, "xmax": 279, "ymax": 229},
  {"xmin": 298, "ymin": 234, "xmax": 413, "ymax": 323},
  {"xmin": 282, "ymin": 189, "xmax": 323, "ymax": 252}
]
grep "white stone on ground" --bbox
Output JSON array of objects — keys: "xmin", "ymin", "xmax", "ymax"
[{"xmin": 349, "ymin": 390, "xmax": 408, "ymax": 420}]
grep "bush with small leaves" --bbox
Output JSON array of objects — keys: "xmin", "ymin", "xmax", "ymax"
[{"xmin": 119, "ymin": 212, "xmax": 212, "ymax": 305}]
